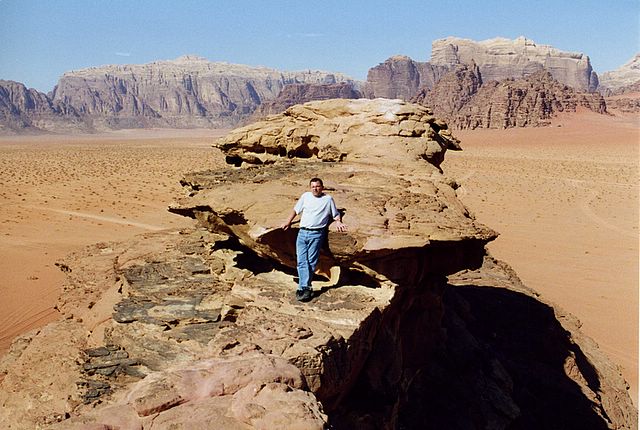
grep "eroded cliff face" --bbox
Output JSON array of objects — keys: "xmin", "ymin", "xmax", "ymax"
[
  {"xmin": 0, "ymin": 80, "xmax": 87, "ymax": 134},
  {"xmin": 0, "ymin": 99, "xmax": 635, "ymax": 430},
  {"xmin": 599, "ymin": 54, "xmax": 640, "ymax": 96},
  {"xmin": 49, "ymin": 56, "xmax": 355, "ymax": 130},
  {"xmin": 413, "ymin": 67, "xmax": 607, "ymax": 129},
  {"xmin": 430, "ymin": 36, "xmax": 600, "ymax": 93},
  {"xmin": 363, "ymin": 55, "xmax": 449, "ymax": 100}
]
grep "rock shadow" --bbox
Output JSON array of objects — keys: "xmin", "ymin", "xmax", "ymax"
[
  {"xmin": 327, "ymin": 282, "xmax": 613, "ymax": 429},
  {"xmin": 400, "ymin": 284, "xmax": 610, "ymax": 429}
]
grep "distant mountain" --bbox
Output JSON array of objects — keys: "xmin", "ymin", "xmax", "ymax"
[
  {"xmin": 0, "ymin": 80, "xmax": 87, "ymax": 134},
  {"xmin": 0, "ymin": 57, "xmax": 357, "ymax": 134},
  {"xmin": 365, "ymin": 36, "xmax": 600, "ymax": 101},
  {"xmin": 0, "ymin": 39, "xmax": 627, "ymax": 134},
  {"xmin": 251, "ymin": 82, "xmax": 362, "ymax": 121},
  {"xmin": 430, "ymin": 36, "xmax": 599, "ymax": 92},
  {"xmin": 412, "ymin": 66, "xmax": 606, "ymax": 129},
  {"xmin": 49, "ymin": 56, "xmax": 356, "ymax": 131},
  {"xmin": 598, "ymin": 54, "xmax": 640, "ymax": 95}
]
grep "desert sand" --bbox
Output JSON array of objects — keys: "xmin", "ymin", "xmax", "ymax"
[
  {"xmin": 0, "ymin": 111, "xmax": 637, "ymax": 405},
  {"xmin": 446, "ymin": 110, "xmax": 639, "ymax": 405}
]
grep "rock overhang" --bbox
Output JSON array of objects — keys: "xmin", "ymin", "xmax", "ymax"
[{"xmin": 172, "ymin": 98, "xmax": 496, "ymax": 280}]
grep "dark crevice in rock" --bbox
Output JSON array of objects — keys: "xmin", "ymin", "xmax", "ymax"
[
  {"xmin": 167, "ymin": 204, "xmax": 213, "ymax": 219},
  {"xmin": 326, "ymin": 276, "xmax": 614, "ymax": 430}
]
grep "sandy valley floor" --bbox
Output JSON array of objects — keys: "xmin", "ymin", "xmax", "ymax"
[
  {"xmin": 0, "ymin": 111, "xmax": 637, "ymax": 404},
  {"xmin": 447, "ymin": 110, "xmax": 639, "ymax": 405}
]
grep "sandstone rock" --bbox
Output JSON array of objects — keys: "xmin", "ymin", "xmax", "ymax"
[
  {"xmin": 430, "ymin": 36, "xmax": 599, "ymax": 92},
  {"xmin": 50, "ymin": 56, "xmax": 356, "ymax": 130},
  {"xmin": 413, "ymin": 67, "xmax": 607, "ymax": 129},
  {"xmin": 0, "ymin": 80, "xmax": 87, "ymax": 134},
  {"xmin": 363, "ymin": 55, "xmax": 449, "ymax": 99},
  {"xmin": 0, "ymin": 98, "xmax": 635, "ymax": 429},
  {"xmin": 598, "ymin": 54, "xmax": 640, "ymax": 95}
]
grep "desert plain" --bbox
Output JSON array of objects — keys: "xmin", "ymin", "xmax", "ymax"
[{"xmin": 0, "ymin": 109, "xmax": 637, "ymax": 406}]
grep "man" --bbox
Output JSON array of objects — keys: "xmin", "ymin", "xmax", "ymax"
[{"xmin": 281, "ymin": 178, "xmax": 347, "ymax": 302}]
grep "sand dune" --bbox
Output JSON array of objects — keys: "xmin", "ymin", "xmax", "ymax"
[{"xmin": 0, "ymin": 112, "xmax": 637, "ymax": 405}]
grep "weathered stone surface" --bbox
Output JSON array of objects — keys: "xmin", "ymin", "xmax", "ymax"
[
  {"xmin": 430, "ymin": 36, "xmax": 599, "ymax": 92},
  {"xmin": 413, "ymin": 67, "xmax": 607, "ymax": 129},
  {"xmin": 599, "ymin": 54, "xmax": 640, "ymax": 95},
  {"xmin": 0, "ymin": 80, "xmax": 87, "ymax": 134},
  {"xmin": 0, "ymin": 98, "xmax": 636, "ymax": 429},
  {"xmin": 50, "ymin": 56, "xmax": 356, "ymax": 130},
  {"xmin": 363, "ymin": 55, "xmax": 449, "ymax": 100},
  {"xmin": 174, "ymin": 99, "xmax": 489, "ymax": 277}
]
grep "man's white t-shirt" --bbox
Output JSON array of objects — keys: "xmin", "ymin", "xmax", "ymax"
[{"xmin": 294, "ymin": 192, "xmax": 340, "ymax": 229}]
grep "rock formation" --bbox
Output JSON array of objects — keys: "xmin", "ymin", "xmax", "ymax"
[
  {"xmin": 363, "ymin": 55, "xmax": 449, "ymax": 100},
  {"xmin": 49, "ymin": 56, "xmax": 356, "ymax": 130},
  {"xmin": 0, "ymin": 98, "xmax": 636, "ymax": 429},
  {"xmin": 0, "ymin": 80, "xmax": 87, "ymax": 134},
  {"xmin": 430, "ymin": 36, "xmax": 600, "ymax": 92},
  {"xmin": 364, "ymin": 37, "xmax": 607, "ymax": 128},
  {"xmin": 251, "ymin": 82, "xmax": 362, "ymax": 120},
  {"xmin": 413, "ymin": 67, "xmax": 607, "ymax": 129},
  {"xmin": 599, "ymin": 54, "xmax": 640, "ymax": 95},
  {"xmin": 599, "ymin": 54, "xmax": 640, "ymax": 113}
]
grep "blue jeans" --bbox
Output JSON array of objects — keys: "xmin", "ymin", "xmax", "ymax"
[{"xmin": 296, "ymin": 228, "xmax": 326, "ymax": 290}]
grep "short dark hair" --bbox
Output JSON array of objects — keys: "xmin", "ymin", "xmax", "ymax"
[{"xmin": 309, "ymin": 177, "xmax": 323, "ymax": 186}]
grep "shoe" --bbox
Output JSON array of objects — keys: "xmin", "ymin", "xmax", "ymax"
[{"xmin": 295, "ymin": 288, "xmax": 313, "ymax": 302}]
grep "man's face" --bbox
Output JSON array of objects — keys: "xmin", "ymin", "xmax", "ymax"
[{"xmin": 310, "ymin": 181, "xmax": 324, "ymax": 197}]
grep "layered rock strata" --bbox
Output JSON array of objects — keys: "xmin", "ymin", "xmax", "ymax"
[
  {"xmin": 365, "ymin": 37, "xmax": 600, "ymax": 102},
  {"xmin": 413, "ymin": 67, "xmax": 607, "ymax": 129},
  {"xmin": 0, "ymin": 99, "xmax": 635, "ymax": 429},
  {"xmin": 363, "ymin": 55, "xmax": 449, "ymax": 100},
  {"xmin": 50, "ymin": 55, "xmax": 355, "ymax": 130},
  {"xmin": 598, "ymin": 54, "xmax": 640, "ymax": 95},
  {"xmin": 430, "ymin": 36, "xmax": 599, "ymax": 92},
  {"xmin": 0, "ymin": 80, "xmax": 87, "ymax": 134}
]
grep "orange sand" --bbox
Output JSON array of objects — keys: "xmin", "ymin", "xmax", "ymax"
[
  {"xmin": 447, "ymin": 110, "xmax": 639, "ymax": 405},
  {"xmin": 0, "ymin": 129, "xmax": 228, "ymax": 355},
  {"xmin": 0, "ymin": 112, "xmax": 637, "ymax": 405}
]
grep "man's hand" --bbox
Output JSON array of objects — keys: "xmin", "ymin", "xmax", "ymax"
[
  {"xmin": 281, "ymin": 210, "xmax": 297, "ymax": 230},
  {"xmin": 334, "ymin": 221, "xmax": 347, "ymax": 232}
]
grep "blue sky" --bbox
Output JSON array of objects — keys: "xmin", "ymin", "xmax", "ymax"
[{"xmin": 1, "ymin": 0, "xmax": 638, "ymax": 92}]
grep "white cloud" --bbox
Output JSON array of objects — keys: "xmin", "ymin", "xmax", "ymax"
[{"xmin": 115, "ymin": 52, "xmax": 132, "ymax": 57}]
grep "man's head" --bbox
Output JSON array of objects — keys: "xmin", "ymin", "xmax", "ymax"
[{"xmin": 309, "ymin": 178, "xmax": 324, "ymax": 197}]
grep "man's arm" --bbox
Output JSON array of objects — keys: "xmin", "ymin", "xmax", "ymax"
[
  {"xmin": 280, "ymin": 209, "xmax": 297, "ymax": 230},
  {"xmin": 333, "ymin": 213, "xmax": 347, "ymax": 232}
]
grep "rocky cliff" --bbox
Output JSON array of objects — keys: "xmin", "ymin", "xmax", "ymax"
[
  {"xmin": 363, "ymin": 55, "xmax": 449, "ymax": 100},
  {"xmin": 599, "ymin": 54, "xmax": 640, "ymax": 95},
  {"xmin": 413, "ymin": 67, "xmax": 607, "ymax": 129},
  {"xmin": 0, "ymin": 80, "xmax": 87, "ymax": 134},
  {"xmin": 0, "ymin": 99, "xmax": 635, "ymax": 429},
  {"xmin": 365, "ymin": 37, "xmax": 600, "ymax": 102},
  {"xmin": 430, "ymin": 36, "xmax": 600, "ymax": 92},
  {"xmin": 48, "ymin": 56, "xmax": 355, "ymax": 130}
]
